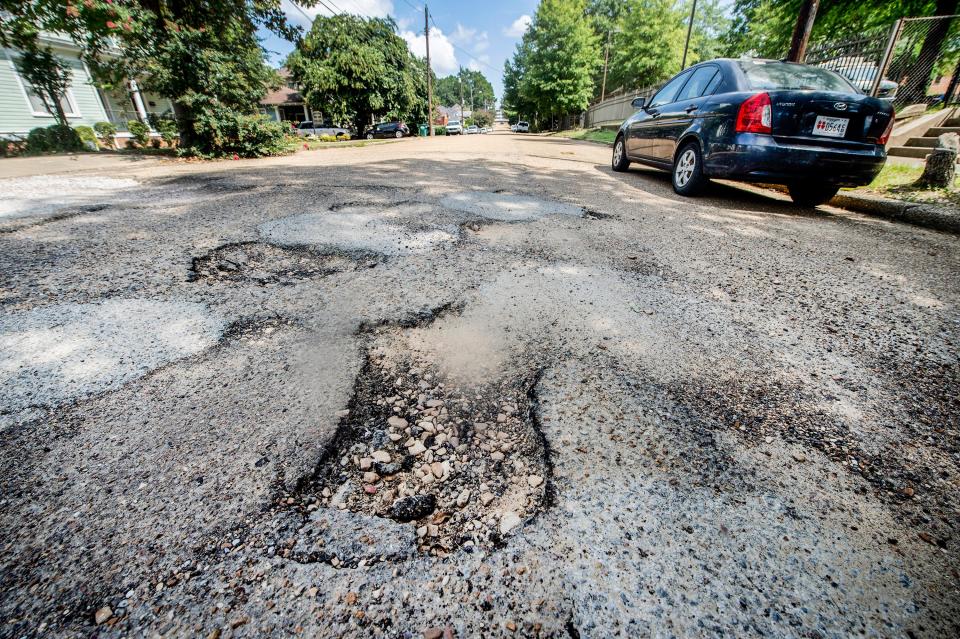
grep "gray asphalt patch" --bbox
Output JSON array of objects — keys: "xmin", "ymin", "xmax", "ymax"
[
  {"xmin": 258, "ymin": 207, "xmax": 457, "ymax": 256},
  {"xmin": 0, "ymin": 298, "xmax": 225, "ymax": 417},
  {"xmin": 0, "ymin": 175, "xmax": 137, "ymax": 221},
  {"xmin": 440, "ymin": 191, "xmax": 583, "ymax": 221}
]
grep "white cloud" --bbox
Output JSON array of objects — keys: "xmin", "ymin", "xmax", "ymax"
[
  {"xmin": 451, "ymin": 23, "xmax": 489, "ymax": 53},
  {"xmin": 402, "ymin": 26, "xmax": 459, "ymax": 76},
  {"xmin": 503, "ymin": 14, "xmax": 531, "ymax": 38},
  {"xmin": 283, "ymin": 0, "xmax": 394, "ymax": 27}
]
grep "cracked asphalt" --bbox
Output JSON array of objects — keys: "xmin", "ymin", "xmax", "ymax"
[{"xmin": 0, "ymin": 133, "xmax": 958, "ymax": 638}]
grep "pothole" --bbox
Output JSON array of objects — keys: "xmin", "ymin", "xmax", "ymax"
[
  {"xmin": 187, "ymin": 242, "xmax": 369, "ymax": 285},
  {"xmin": 257, "ymin": 206, "xmax": 457, "ymax": 256},
  {"xmin": 440, "ymin": 191, "xmax": 583, "ymax": 221},
  {"xmin": 0, "ymin": 299, "xmax": 224, "ymax": 416},
  {"xmin": 244, "ymin": 318, "xmax": 552, "ymax": 566}
]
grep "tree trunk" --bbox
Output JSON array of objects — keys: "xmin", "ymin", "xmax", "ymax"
[
  {"xmin": 172, "ymin": 101, "xmax": 193, "ymax": 149},
  {"xmin": 915, "ymin": 133, "xmax": 958, "ymax": 188},
  {"xmin": 942, "ymin": 63, "xmax": 960, "ymax": 105},
  {"xmin": 899, "ymin": 0, "xmax": 958, "ymax": 104}
]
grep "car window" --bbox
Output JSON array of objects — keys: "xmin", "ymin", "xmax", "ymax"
[
  {"xmin": 649, "ymin": 71, "xmax": 692, "ymax": 108},
  {"xmin": 298, "ymin": 122, "xmax": 312, "ymax": 129},
  {"xmin": 739, "ymin": 61, "xmax": 856, "ymax": 92},
  {"xmin": 676, "ymin": 66, "xmax": 719, "ymax": 101},
  {"xmin": 703, "ymin": 71, "xmax": 724, "ymax": 96}
]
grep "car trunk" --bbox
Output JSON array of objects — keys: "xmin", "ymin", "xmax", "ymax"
[{"xmin": 768, "ymin": 91, "xmax": 892, "ymax": 147}]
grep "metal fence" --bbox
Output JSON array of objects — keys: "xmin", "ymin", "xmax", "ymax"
[{"xmin": 585, "ymin": 84, "xmax": 660, "ymax": 129}]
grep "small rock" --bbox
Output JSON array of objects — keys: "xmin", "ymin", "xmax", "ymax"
[
  {"xmin": 359, "ymin": 457, "xmax": 374, "ymax": 471},
  {"xmin": 430, "ymin": 462, "xmax": 445, "ymax": 478},
  {"xmin": 527, "ymin": 475, "xmax": 543, "ymax": 488},
  {"xmin": 391, "ymin": 494, "xmax": 437, "ymax": 522},
  {"xmin": 491, "ymin": 451, "xmax": 505, "ymax": 462},
  {"xmin": 94, "ymin": 606, "xmax": 112, "ymax": 625},
  {"xmin": 363, "ymin": 471, "xmax": 379, "ymax": 484},
  {"xmin": 409, "ymin": 442, "xmax": 427, "ymax": 456},
  {"xmin": 792, "ymin": 452, "xmax": 807, "ymax": 463},
  {"xmin": 426, "ymin": 399, "xmax": 444, "ymax": 408},
  {"xmin": 364, "ymin": 484, "xmax": 377, "ymax": 495},
  {"xmin": 480, "ymin": 492, "xmax": 495, "ymax": 506},
  {"xmin": 423, "ymin": 628, "xmax": 443, "ymax": 639},
  {"xmin": 500, "ymin": 511, "xmax": 522, "ymax": 534},
  {"xmin": 372, "ymin": 450, "xmax": 392, "ymax": 463},
  {"xmin": 388, "ymin": 416, "xmax": 409, "ymax": 429},
  {"xmin": 506, "ymin": 620, "xmax": 517, "ymax": 632},
  {"xmin": 456, "ymin": 490, "xmax": 471, "ymax": 507}
]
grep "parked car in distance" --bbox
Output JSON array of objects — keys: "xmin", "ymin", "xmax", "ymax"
[
  {"xmin": 612, "ymin": 58, "xmax": 895, "ymax": 206},
  {"xmin": 466, "ymin": 125, "xmax": 480, "ymax": 134},
  {"xmin": 447, "ymin": 120, "xmax": 463, "ymax": 135},
  {"xmin": 364, "ymin": 122, "xmax": 410, "ymax": 139},
  {"xmin": 516, "ymin": 121, "xmax": 530, "ymax": 133},
  {"xmin": 295, "ymin": 120, "xmax": 352, "ymax": 138}
]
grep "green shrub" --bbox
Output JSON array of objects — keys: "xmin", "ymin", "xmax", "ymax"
[
  {"xmin": 26, "ymin": 127, "xmax": 51, "ymax": 153},
  {"xmin": 434, "ymin": 126, "xmax": 447, "ymax": 136},
  {"xmin": 94, "ymin": 121, "xmax": 117, "ymax": 148},
  {"xmin": 336, "ymin": 132, "xmax": 350, "ymax": 141},
  {"xmin": 148, "ymin": 114, "xmax": 179, "ymax": 146},
  {"xmin": 73, "ymin": 125, "xmax": 97, "ymax": 150},
  {"xmin": 182, "ymin": 106, "xmax": 290, "ymax": 158},
  {"xmin": 318, "ymin": 134, "xmax": 337, "ymax": 142},
  {"xmin": 127, "ymin": 120, "xmax": 150, "ymax": 146},
  {"xmin": 26, "ymin": 124, "xmax": 82, "ymax": 153}
]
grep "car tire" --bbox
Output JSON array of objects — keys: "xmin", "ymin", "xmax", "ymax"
[
  {"xmin": 788, "ymin": 183, "xmax": 840, "ymax": 207},
  {"xmin": 672, "ymin": 141, "xmax": 708, "ymax": 196},
  {"xmin": 366, "ymin": 133, "xmax": 374, "ymax": 140},
  {"xmin": 395, "ymin": 131, "xmax": 403, "ymax": 138},
  {"xmin": 612, "ymin": 135, "xmax": 630, "ymax": 172}
]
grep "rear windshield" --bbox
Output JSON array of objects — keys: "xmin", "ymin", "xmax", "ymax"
[{"xmin": 739, "ymin": 61, "xmax": 856, "ymax": 93}]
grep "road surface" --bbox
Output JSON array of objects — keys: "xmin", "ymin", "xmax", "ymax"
[{"xmin": 1, "ymin": 134, "xmax": 958, "ymax": 638}]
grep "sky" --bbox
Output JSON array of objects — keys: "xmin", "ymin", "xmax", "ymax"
[{"xmin": 259, "ymin": 0, "xmax": 541, "ymax": 105}]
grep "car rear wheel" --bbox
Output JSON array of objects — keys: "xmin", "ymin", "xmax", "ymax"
[
  {"xmin": 395, "ymin": 130, "xmax": 403, "ymax": 138},
  {"xmin": 672, "ymin": 141, "xmax": 708, "ymax": 196},
  {"xmin": 366, "ymin": 133, "xmax": 374, "ymax": 140},
  {"xmin": 787, "ymin": 183, "xmax": 840, "ymax": 207},
  {"xmin": 612, "ymin": 135, "xmax": 630, "ymax": 172}
]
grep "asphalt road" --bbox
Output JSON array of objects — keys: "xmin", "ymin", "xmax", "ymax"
[{"xmin": 1, "ymin": 133, "xmax": 958, "ymax": 638}]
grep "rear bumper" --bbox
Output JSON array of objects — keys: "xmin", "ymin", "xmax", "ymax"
[{"xmin": 704, "ymin": 133, "xmax": 886, "ymax": 187}]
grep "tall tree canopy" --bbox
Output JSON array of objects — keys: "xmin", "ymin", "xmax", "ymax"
[
  {"xmin": 511, "ymin": 0, "xmax": 600, "ymax": 124},
  {"xmin": 287, "ymin": 15, "xmax": 425, "ymax": 132},
  {"xmin": 433, "ymin": 69, "xmax": 495, "ymax": 109}
]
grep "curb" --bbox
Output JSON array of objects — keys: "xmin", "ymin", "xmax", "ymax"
[{"xmin": 831, "ymin": 191, "xmax": 960, "ymax": 235}]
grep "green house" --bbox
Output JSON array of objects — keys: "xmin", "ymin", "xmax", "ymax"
[{"xmin": 1, "ymin": 33, "xmax": 174, "ymax": 140}]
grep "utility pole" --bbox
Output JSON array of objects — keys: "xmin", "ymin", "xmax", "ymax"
[
  {"xmin": 787, "ymin": 0, "xmax": 820, "ymax": 63},
  {"xmin": 425, "ymin": 5, "xmax": 434, "ymax": 136},
  {"xmin": 459, "ymin": 68, "xmax": 464, "ymax": 123},
  {"xmin": 681, "ymin": 0, "xmax": 697, "ymax": 70},
  {"xmin": 601, "ymin": 30, "xmax": 611, "ymax": 101}
]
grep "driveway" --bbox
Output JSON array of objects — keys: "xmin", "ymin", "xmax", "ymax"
[{"xmin": 0, "ymin": 134, "xmax": 958, "ymax": 638}]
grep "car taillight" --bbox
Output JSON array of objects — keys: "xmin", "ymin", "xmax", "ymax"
[
  {"xmin": 735, "ymin": 92, "xmax": 772, "ymax": 134},
  {"xmin": 877, "ymin": 113, "xmax": 895, "ymax": 145}
]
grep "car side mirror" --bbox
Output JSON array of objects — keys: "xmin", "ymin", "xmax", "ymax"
[{"xmin": 631, "ymin": 97, "xmax": 646, "ymax": 109}]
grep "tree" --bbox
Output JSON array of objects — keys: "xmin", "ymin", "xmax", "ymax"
[
  {"xmin": 287, "ymin": 14, "xmax": 423, "ymax": 133},
  {"xmin": 503, "ymin": 34, "xmax": 534, "ymax": 120},
  {"xmin": 607, "ymin": 0, "xmax": 687, "ymax": 90},
  {"xmin": 0, "ymin": 0, "xmax": 295, "ymax": 153},
  {"xmin": 458, "ymin": 68, "xmax": 496, "ymax": 110},
  {"xmin": 521, "ymin": 0, "xmax": 600, "ymax": 123},
  {"xmin": 434, "ymin": 75, "xmax": 461, "ymax": 106}
]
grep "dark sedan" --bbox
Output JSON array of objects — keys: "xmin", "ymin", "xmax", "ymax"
[
  {"xmin": 364, "ymin": 121, "xmax": 410, "ymax": 139},
  {"xmin": 612, "ymin": 59, "xmax": 895, "ymax": 206}
]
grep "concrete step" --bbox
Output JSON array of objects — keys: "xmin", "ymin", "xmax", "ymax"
[
  {"xmin": 905, "ymin": 137, "xmax": 940, "ymax": 147},
  {"xmin": 943, "ymin": 118, "xmax": 960, "ymax": 127},
  {"xmin": 887, "ymin": 146, "xmax": 932, "ymax": 159},
  {"xmin": 924, "ymin": 126, "xmax": 960, "ymax": 137}
]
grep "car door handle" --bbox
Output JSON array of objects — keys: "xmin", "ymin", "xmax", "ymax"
[{"xmin": 685, "ymin": 105, "xmax": 698, "ymax": 113}]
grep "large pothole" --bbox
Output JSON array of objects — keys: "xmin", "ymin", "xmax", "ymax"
[
  {"xmin": 247, "ymin": 320, "xmax": 552, "ymax": 567},
  {"xmin": 257, "ymin": 204, "xmax": 457, "ymax": 256},
  {"xmin": 187, "ymin": 241, "xmax": 367, "ymax": 285}
]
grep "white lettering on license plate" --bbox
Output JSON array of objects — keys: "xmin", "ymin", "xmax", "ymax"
[{"xmin": 813, "ymin": 115, "xmax": 849, "ymax": 138}]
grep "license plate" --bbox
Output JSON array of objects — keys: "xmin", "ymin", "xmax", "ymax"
[{"xmin": 813, "ymin": 115, "xmax": 849, "ymax": 138}]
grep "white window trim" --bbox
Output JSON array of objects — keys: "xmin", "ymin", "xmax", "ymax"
[{"xmin": 4, "ymin": 48, "xmax": 82, "ymax": 119}]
